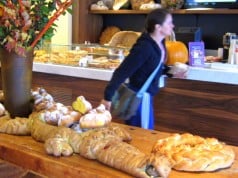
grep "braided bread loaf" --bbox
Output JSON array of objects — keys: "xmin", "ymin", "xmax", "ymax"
[{"xmin": 152, "ymin": 133, "xmax": 235, "ymax": 172}]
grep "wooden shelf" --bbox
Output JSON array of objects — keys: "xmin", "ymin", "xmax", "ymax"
[
  {"xmin": 89, "ymin": 9, "xmax": 238, "ymax": 15},
  {"xmin": 90, "ymin": 9, "xmax": 150, "ymax": 14}
]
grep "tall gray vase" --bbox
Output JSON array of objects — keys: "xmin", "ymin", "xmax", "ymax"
[{"xmin": 0, "ymin": 48, "xmax": 33, "ymax": 118}]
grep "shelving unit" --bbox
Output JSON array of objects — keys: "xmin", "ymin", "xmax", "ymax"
[
  {"xmin": 89, "ymin": 9, "xmax": 238, "ymax": 15},
  {"xmin": 72, "ymin": 0, "xmax": 238, "ymax": 48}
]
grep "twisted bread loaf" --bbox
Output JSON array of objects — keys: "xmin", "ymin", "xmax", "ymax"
[
  {"xmin": 31, "ymin": 116, "xmax": 131, "ymax": 159},
  {"xmin": 95, "ymin": 139, "xmax": 171, "ymax": 178},
  {"xmin": 152, "ymin": 133, "xmax": 235, "ymax": 172},
  {"xmin": 30, "ymin": 115, "xmax": 171, "ymax": 177},
  {"xmin": 0, "ymin": 115, "xmax": 31, "ymax": 135}
]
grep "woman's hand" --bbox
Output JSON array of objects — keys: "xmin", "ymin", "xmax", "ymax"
[
  {"xmin": 100, "ymin": 99, "xmax": 112, "ymax": 111},
  {"xmin": 168, "ymin": 62, "xmax": 189, "ymax": 79}
]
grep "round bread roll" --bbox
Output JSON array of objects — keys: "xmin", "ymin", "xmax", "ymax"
[
  {"xmin": 37, "ymin": 102, "xmax": 82, "ymax": 127},
  {"xmin": 79, "ymin": 104, "xmax": 112, "ymax": 129},
  {"xmin": 152, "ymin": 133, "xmax": 235, "ymax": 172},
  {"xmin": 99, "ymin": 26, "xmax": 120, "ymax": 45},
  {"xmin": 108, "ymin": 31, "xmax": 141, "ymax": 48}
]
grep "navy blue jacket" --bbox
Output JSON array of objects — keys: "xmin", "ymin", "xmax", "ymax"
[{"xmin": 104, "ymin": 32, "xmax": 170, "ymax": 101}]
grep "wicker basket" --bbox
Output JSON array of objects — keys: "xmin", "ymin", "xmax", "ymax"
[{"xmin": 130, "ymin": 0, "xmax": 152, "ymax": 10}]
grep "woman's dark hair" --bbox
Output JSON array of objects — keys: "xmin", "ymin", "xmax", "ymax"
[{"xmin": 145, "ymin": 8, "xmax": 171, "ymax": 33}]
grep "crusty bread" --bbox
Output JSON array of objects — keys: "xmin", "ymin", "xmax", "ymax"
[
  {"xmin": 99, "ymin": 26, "xmax": 120, "ymax": 45},
  {"xmin": 130, "ymin": 0, "xmax": 152, "ymax": 10},
  {"xmin": 113, "ymin": 0, "xmax": 129, "ymax": 10},
  {"xmin": 152, "ymin": 133, "xmax": 235, "ymax": 172},
  {"xmin": 108, "ymin": 31, "xmax": 141, "ymax": 48}
]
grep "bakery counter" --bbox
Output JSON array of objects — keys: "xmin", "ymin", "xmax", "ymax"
[
  {"xmin": 0, "ymin": 123, "xmax": 238, "ymax": 178},
  {"xmin": 2, "ymin": 63, "xmax": 238, "ymax": 146},
  {"xmin": 33, "ymin": 62, "xmax": 113, "ymax": 81},
  {"xmin": 187, "ymin": 63, "xmax": 238, "ymax": 85},
  {"xmin": 8, "ymin": 66, "xmax": 236, "ymax": 146},
  {"xmin": 32, "ymin": 62, "xmax": 238, "ymax": 85}
]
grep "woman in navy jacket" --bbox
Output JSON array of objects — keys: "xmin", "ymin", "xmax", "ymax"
[{"xmin": 101, "ymin": 8, "xmax": 175, "ymax": 129}]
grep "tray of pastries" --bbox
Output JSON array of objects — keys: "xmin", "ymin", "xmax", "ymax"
[{"xmin": 34, "ymin": 43, "xmax": 127, "ymax": 69}]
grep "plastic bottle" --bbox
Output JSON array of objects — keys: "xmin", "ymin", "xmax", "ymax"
[
  {"xmin": 235, "ymin": 40, "xmax": 238, "ymax": 65},
  {"xmin": 228, "ymin": 37, "xmax": 236, "ymax": 64}
]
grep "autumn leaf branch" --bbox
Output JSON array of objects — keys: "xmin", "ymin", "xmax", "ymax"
[{"xmin": 30, "ymin": 0, "xmax": 73, "ymax": 48}]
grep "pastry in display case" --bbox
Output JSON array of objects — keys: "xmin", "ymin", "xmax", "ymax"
[
  {"xmin": 34, "ymin": 49, "xmax": 50, "ymax": 63},
  {"xmin": 34, "ymin": 43, "xmax": 129, "ymax": 70}
]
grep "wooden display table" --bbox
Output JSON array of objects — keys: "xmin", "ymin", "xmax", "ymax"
[{"xmin": 0, "ymin": 123, "xmax": 237, "ymax": 178}]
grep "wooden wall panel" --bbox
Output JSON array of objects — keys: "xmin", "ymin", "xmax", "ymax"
[
  {"xmin": 155, "ymin": 78, "xmax": 238, "ymax": 145},
  {"xmin": 31, "ymin": 72, "xmax": 107, "ymax": 107}
]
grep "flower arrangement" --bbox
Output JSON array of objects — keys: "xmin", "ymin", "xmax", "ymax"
[{"xmin": 0, "ymin": 0, "xmax": 73, "ymax": 56}]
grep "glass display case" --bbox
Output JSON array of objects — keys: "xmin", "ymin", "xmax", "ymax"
[{"xmin": 34, "ymin": 43, "xmax": 130, "ymax": 70}]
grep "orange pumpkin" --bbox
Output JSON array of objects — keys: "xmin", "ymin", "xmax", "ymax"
[{"xmin": 165, "ymin": 33, "xmax": 189, "ymax": 65}]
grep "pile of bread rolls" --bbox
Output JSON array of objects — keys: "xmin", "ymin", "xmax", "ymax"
[{"xmin": 31, "ymin": 87, "xmax": 112, "ymax": 130}]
